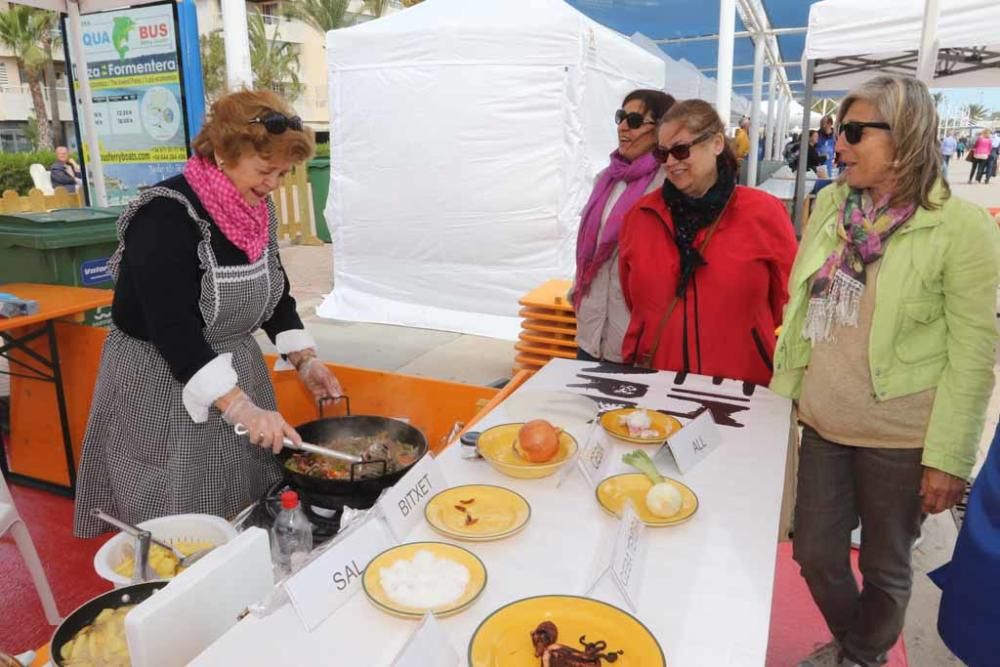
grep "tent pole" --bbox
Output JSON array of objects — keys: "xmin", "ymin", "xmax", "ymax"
[
  {"xmin": 916, "ymin": 0, "xmax": 941, "ymax": 84},
  {"xmin": 67, "ymin": 0, "xmax": 106, "ymax": 207},
  {"xmin": 747, "ymin": 34, "xmax": 765, "ymax": 185},
  {"xmin": 716, "ymin": 0, "xmax": 736, "ymax": 126},
  {"xmin": 765, "ymin": 68, "xmax": 777, "ymax": 159},
  {"xmin": 776, "ymin": 95, "xmax": 787, "ymax": 161},
  {"xmin": 221, "ymin": 0, "xmax": 253, "ymax": 90},
  {"xmin": 793, "ymin": 59, "xmax": 815, "ymax": 236}
]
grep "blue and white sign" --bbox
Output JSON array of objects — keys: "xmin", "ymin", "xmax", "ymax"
[{"xmin": 80, "ymin": 257, "xmax": 113, "ymax": 286}]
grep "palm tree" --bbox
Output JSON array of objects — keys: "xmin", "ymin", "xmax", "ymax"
[
  {"xmin": 281, "ymin": 0, "xmax": 352, "ymax": 33},
  {"xmin": 931, "ymin": 92, "xmax": 945, "ymax": 108},
  {"xmin": 967, "ymin": 104, "xmax": 988, "ymax": 124},
  {"xmin": 199, "ymin": 31, "xmax": 227, "ymax": 103},
  {"xmin": 0, "ymin": 6, "xmax": 55, "ymax": 150},
  {"xmin": 248, "ymin": 11, "xmax": 303, "ymax": 101},
  {"xmin": 362, "ymin": 0, "xmax": 390, "ymax": 17}
]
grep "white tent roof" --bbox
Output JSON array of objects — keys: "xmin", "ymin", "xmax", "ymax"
[
  {"xmin": 317, "ymin": 0, "xmax": 665, "ymax": 339},
  {"xmin": 805, "ymin": 0, "xmax": 1000, "ymax": 90}
]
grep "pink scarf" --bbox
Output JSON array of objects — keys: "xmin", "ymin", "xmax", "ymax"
[
  {"xmin": 183, "ymin": 155, "xmax": 270, "ymax": 262},
  {"xmin": 573, "ymin": 151, "xmax": 659, "ymax": 311}
]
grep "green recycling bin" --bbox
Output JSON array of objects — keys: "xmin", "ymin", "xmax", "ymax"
[
  {"xmin": 0, "ymin": 206, "xmax": 123, "ymax": 327},
  {"xmin": 307, "ymin": 157, "xmax": 331, "ymax": 243}
]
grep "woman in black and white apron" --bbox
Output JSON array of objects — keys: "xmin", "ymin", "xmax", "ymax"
[{"xmin": 74, "ymin": 90, "xmax": 341, "ymax": 537}]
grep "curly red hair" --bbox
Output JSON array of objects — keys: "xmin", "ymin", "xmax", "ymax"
[{"xmin": 191, "ymin": 89, "xmax": 315, "ymax": 166}]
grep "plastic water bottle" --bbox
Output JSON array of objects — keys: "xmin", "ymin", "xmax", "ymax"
[{"xmin": 270, "ymin": 490, "xmax": 313, "ymax": 577}]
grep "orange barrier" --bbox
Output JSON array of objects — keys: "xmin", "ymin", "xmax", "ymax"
[
  {"xmin": 265, "ymin": 355, "xmax": 498, "ymax": 453},
  {"xmin": 6, "ymin": 322, "xmax": 499, "ymax": 487},
  {"xmin": 7, "ymin": 321, "xmax": 107, "ymax": 487}
]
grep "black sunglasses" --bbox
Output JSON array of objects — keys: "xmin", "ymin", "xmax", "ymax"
[
  {"xmin": 615, "ymin": 109, "xmax": 656, "ymax": 130},
  {"xmin": 652, "ymin": 131, "xmax": 714, "ymax": 163},
  {"xmin": 838, "ymin": 121, "xmax": 891, "ymax": 145},
  {"xmin": 249, "ymin": 111, "xmax": 303, "ymax": 134}
]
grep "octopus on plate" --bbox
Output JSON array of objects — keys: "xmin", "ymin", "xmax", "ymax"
[{"xmin": 530, "ymin": 621, "xmax": 624, "ymax": 666}]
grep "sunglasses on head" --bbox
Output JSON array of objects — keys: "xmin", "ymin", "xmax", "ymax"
[
  {"xmin": 249, "ymin": 111, "xmax": 303, "ymax": 135},
  {"xmin": 838, "ymin": 121, "xmax": 891, "ymax": 145},
  {"xmin": 652, "ymin": 131, "xmax": 714, "ymax": 163},
  {"xmin": 615, "ymin": 109, "xmax": 656, "ymax": 130}
]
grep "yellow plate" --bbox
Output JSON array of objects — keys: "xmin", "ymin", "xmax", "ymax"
[
  {"xmin": 424, "ymin": 484, "xmax": 531, "ymax": 541},
  {"xmin": 596, "ymin": 473, "xmax": 698, "ymax": 527},
  {"xmin": 477, "ymin": 423, "xmax": 578, "ymax": 479},
  {"xmin": 600, "ymin": 408, "xmax": 682, "ymax": 445},
  {"xmin": 468, "ymin": 594, "xmax": 665, "ymax": 666},
  {"xmin": 362, "ymin": 542, "xmax": 487, "ymax": 619}
]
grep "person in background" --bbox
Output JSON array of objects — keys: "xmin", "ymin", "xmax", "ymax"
[
  {"xmin": 815, "ymin": 115, "xmax": 837, "ymax": 175},
  {"xmin": 955, "ymin": 135, "xmax": 966, "ymax": 160},
  {"xmin": 618, "ymin": 99, "xmax": 797, "ymax": 385},
  {"xmin": 930, "ymin": 422, "xmax": 1000, "ymax": 667},
  {"xmin": 989, "ymin": 128, "xmax": 1000, "ymax": 178},
  {"xmin": 940, "ymin": 131, "xmax": 957, "ymax": 175},
  {"xmin": 732, "ymin": 116, "xmax": 751, "ymax": 166},
  {"xmin": 969, "ymin": 128, "xmax": 992, "ymax": 184},
  {"xmin": 73, "ymin": 90, "xmax": 343, "ymax": 537},
  {"xmin": 771, "ymin": 75, "xmax": 998, "ymax": 667},
  {"xmin": 806, "ymin": 130, "xmax": 825, "ymax": 174},
  {"xmin": 50, "ymin": 146, "xmax": 81, "ymax": 193},
  {"xmin": 572, "ymin": 89, "xmax": 676, "ymax": 363},
  {"xmin": 784, "ymin": 132, "xmax": 801, "ymax": 166}
]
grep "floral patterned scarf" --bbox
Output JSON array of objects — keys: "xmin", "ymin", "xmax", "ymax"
[{"xmin": 803, "ymin": 189, "xmax": 915, "ymax": 343}]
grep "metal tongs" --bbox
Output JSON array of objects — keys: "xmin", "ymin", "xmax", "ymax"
[{"xmin": 233, "ymin": 423, "xmax": 363, "ymax": 463}]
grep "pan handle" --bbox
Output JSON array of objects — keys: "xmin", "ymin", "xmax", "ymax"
[{"xmin": 319, "ymin": 394, "xmax": 351, "ymax": 418}]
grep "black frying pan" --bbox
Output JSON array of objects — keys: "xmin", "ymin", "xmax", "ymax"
[
  {"xmin": 277, "ymin": 396, "xmax": 428, "ymax": 508},
  {"xmin": 51, "ymin": 581, "xmax": 167, "ymax": 666}
]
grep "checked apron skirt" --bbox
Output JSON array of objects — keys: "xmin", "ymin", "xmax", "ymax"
[{"xmin": 74, "ymin": 188, "xmax": 286, "ymax": 537}]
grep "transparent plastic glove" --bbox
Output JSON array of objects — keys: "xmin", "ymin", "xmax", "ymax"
[
  {"xmin": 297, "ymin": 356, "xmax": 343, "ymax": 401},
  {"xmin": 221, "ymin": 389, "xmax": 301, "ymax": 454}
]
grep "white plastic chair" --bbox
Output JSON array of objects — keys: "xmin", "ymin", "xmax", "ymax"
[
  {"xmin": 0, "ymin": 472, "xmax": 61, "ymax": 625},
  {"xmin": 28, "ymin": 163, "xmax": 54, "ymax": 195}
]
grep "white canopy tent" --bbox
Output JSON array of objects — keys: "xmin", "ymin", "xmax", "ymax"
[
  {"xmin": 317, "ymin": 0, "xmax": 664, "ymax": 339},
  {"xmin": 806, "ymin": 0, "xmax": 1000, "ymax": 91},
  {"xmin": 631, "ymin": 31, "xmax": 752, "ymax": 118},
  {"xmin": 788, "ymin": 0, "xmax": 1000, "ymax": 232}
]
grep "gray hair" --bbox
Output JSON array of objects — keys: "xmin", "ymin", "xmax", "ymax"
[{"xmin": 836, "ymin": 75, "xmax": 948, "ymax": 210}]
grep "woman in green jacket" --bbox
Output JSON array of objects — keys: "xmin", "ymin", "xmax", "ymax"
[{"xmin": 771, "ymin": 75, "xmax": 998, "ymax": 667}]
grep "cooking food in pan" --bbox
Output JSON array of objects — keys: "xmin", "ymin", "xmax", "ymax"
[
  {"xmin": 283, "ymin": 431, "xmax": 421, "ymax": 480},
  {"xmin": 59, "ymin": 605, "xmax": 135, "ymax": 666}
]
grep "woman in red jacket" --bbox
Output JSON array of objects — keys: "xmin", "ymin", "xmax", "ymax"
[{"xmin": 619, "ymin": 99, "xmax": 797, "ymax": 385}]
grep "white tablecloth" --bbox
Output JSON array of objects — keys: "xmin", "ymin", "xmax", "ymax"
[{"xmin": 192, "ymin": 360, "xmax": 792, "ymax": 666}]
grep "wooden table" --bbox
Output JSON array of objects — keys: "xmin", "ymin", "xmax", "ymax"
[{"xmin": 0, "ymin": 283, "xmax": 112, "ymax": 494}]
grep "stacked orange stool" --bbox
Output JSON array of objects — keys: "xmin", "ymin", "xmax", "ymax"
[{"xmin": 514, "ymin": 279, "xmax": 578, "ymax": 374}]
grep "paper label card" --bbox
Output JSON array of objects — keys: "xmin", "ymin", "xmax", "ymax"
[
  {"xmin": 576, "ymin": 430, "xmax": 615, "ymax": 489},
  {"xmin": 391, "ymin": 613, "xmax": 460, "ymax": 667},
  {"xmin": 377, "ymin": 454, "xmax": 448, "ymax": 540},
  {"xmin": 610, "ymin": 501, "xmax": 648, "ymax": 612},
  {"xmin": 662, "ymin": 408, "xmax": 723, "ymax": 474},
  {"xmin": 285, "ymin": 516, "xmax": 391, "ymax": 631}
]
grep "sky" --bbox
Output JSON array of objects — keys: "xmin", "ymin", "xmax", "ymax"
[{"xmin": 930, "ymin": 87, "xmax": 1000, "ymax": 113}]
